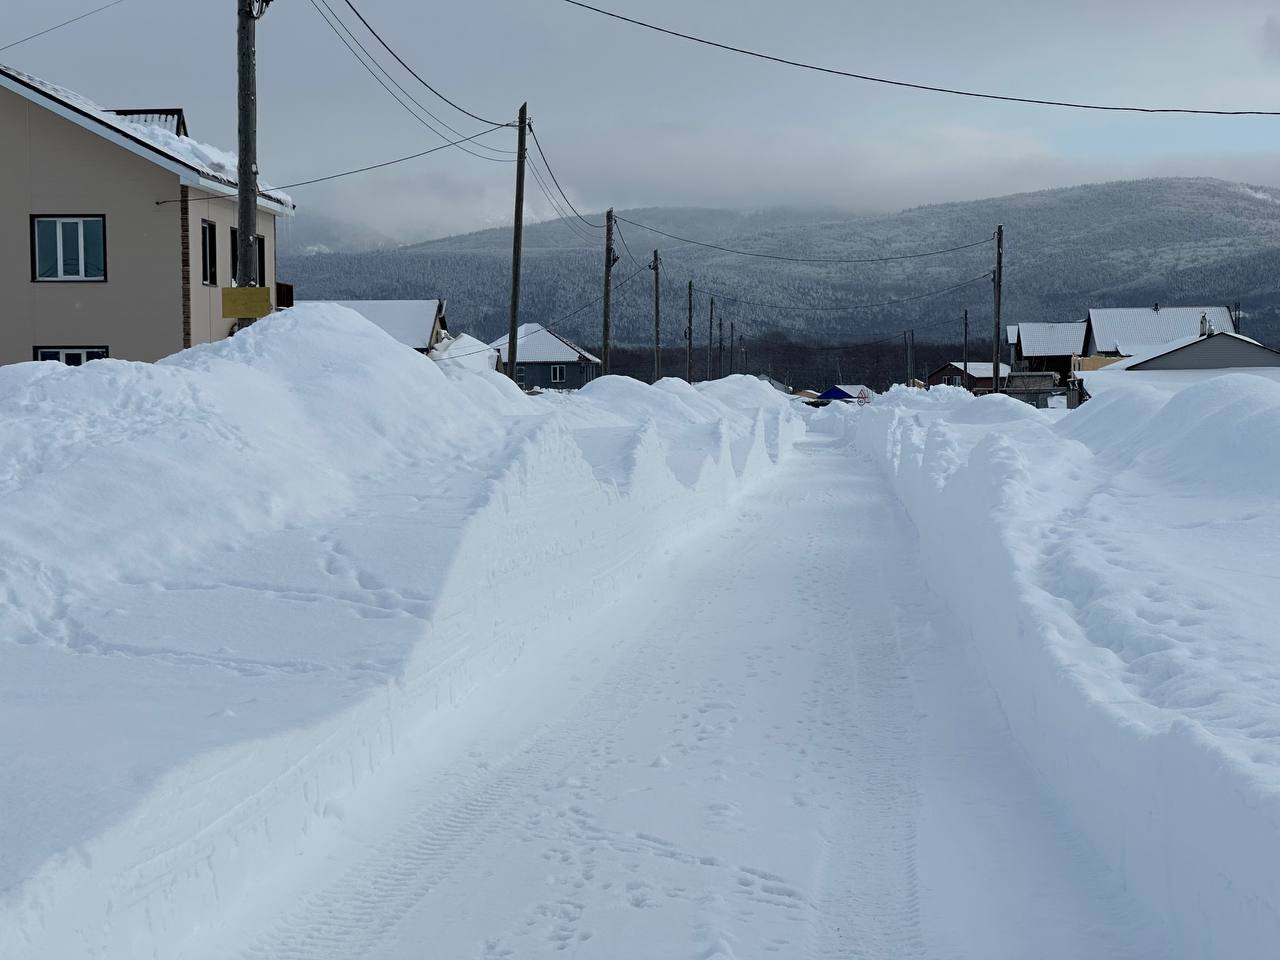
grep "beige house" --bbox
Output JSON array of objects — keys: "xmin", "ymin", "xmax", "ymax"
[{"xmin": 0, "ymin": 64, "xmax": 294, "ymax": 366}]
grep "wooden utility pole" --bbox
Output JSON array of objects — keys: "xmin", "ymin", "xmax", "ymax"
[
  {"xmin": 506, "ymin": 102, "xmax": 528, "ymax": 382},
  {"xmin": 729, "ymin": 320, "xmax": 735, "ymax": 374},
  {"xmin": 686, "ymin": 280, "xmax": 693, "ymax": 382},
  {"xmin": 717, "ymin": 315, "xmax": 724, "ymax": 378},
  {"xmin": 602, "ymin": 208, "xmax": 616, "ymax": 375},
  {"xmin": 707, "ymin": 298, "xmax": 714, "ymax": 380},
  {"xmin": 903, "ymin": 331, "xmax": 910, "ymax": 385},
  {"xmin": 908, "ymin": 329, "xmax": 915, "ymax": 385},
  {"xmin": 235, "ymin": 0, "xmax": 271, "ymax": 330},
  {"xmin": 649, "ymin": 250, "xmax": 661, "ymax": 382},
  {"xmin": 963, "ymin": 308, "xmax": 969, "ymax": 388},
  {"xmin": 991, "ymin": 223, "xmax": 1003, "ymax": 393},
  {"xmin": 738, "ymin": 335, "xmax": 745, "ymax": 376}
]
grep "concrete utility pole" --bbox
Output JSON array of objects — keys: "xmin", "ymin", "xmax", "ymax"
[
  {"xmin": 992, "ymin": 223, "xmax": 1004, "ymax": 394},
  {"xmin": 602, "ymin": 208, "xmax": 616, "ymax": 375},
  {"xmin": 650, "ymin": 249, "xmax": 661, "ymax": 382},
  {"xmin": 235, "ymin": 0, "xmax": 272, "ymax": 329},
  {"xmin": 506, "ymin": 103, "xmax": 528, "ymax": 382},
  {"xmin": 963, "ymin": 308, "xmax": 969, "ymax": 388},
  {"xmin": 707, "ymin": 298, "xmax": 714, "ymax": 381},
  {"xmin": 686, "ymin": 280, "xmax": 693, "ymax": 382}
]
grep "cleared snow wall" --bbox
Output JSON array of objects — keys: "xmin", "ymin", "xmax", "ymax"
[
  {"xmin": 840, "ymin": 385, "xmax": 1280, "ymax": 959},
  {"xmin": 0, "ymin": 311, "xmax": 801, "ymax": 958}
]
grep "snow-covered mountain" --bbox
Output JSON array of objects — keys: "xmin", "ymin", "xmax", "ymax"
[{"xmin": 282, "ymin": 177, "xmax": 1280, "ymax": 346}]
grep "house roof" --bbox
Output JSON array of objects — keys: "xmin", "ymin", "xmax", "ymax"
[
  {"xmin": 1087, "ymin": 305, "xmax": 1232, "ymax": 354},
  {"xmin": 1006, "ymin": 324, "xmax": 1019, "ymax": 344},
  {"xmin": 1017, "ymin": 321, "xmax": 1088, "ymax": 357},
  {"xmin": 1110, "ymin": 331, "xmax": 1278, "ymax": 371},
  {"xmin": 325, "ymin": 300, "xmax": 443, "ymax": 350},
  {"xmin": 818, "ymin": 384, "xmax": 875, "ymax": 400},
  {"xmin": 0, "ymin": 63, "xmax": 292, "ymax": 213},
  {"xmin": 489, "ymin": 324, "xmax": 600, "ymax": 364},
  {"xmin": 107, "ymin": 108, "xmax": 187, "ymax": 137},
  {"xmin": 940, "ymin": 362, "xmax": 1010, "ymax": 379}
]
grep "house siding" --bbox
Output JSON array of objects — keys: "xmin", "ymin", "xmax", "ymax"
[
  {"xmin": 1129, "ymin": 335, "xmax": 1280, "ymax": 370},
  {"xmin": 518, "ymin": 361, "xmax": 599, "ymax": 390},
  {"xmin": 186, "ymin": 189, "xmax": 277, "ymax": 345},
  {"xmin": 0, "ymin": 83, "xmax": 183, "ymax": 363}
]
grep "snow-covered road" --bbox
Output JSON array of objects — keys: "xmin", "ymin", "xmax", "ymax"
[{"xmin": 192, "ymin": 437, "xmax": 1161, "ymax": 960}]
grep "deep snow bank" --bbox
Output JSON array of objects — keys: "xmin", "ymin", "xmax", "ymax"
[
  {"xmin": 0, "ymin": 307, "xmax": 801, "ymax": 958},
  {"xmin": 832, "ymin": 381, "xmax": 1280, "ymax": 958}
]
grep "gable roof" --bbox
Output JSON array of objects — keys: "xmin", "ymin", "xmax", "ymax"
[
  {"xmin": 326, "ymin": 300, "xmax": 444, "ymax": 350},
  {"xmin": 489, "ymin": 324, "xmax": 600, "ymax": 364},
  {"xmin": 1017, "ymin": 321, "xmax": 1087, "ymax": 357},
  {"xmin": 0, "ymin": 63, "xmax": 292, "ymax": 213},
  {"xmin": 1087, "ymin": 305, "xmax": 1232, "ymax": 354},
  {"xmin": 1114, "ymin": 331, "xmax": 1280, "ymax": 371},
  {"xmin": 938, "ymin": 361, "xmax": 1010, "ymax": 379}
]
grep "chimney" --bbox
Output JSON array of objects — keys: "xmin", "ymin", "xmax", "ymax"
[
  {"xmin": 1200, "ymin": 312, "xmax": 1208, "ymax": 337},
  {"xmin": 1153, "ymin": 302, "xmax": 1160, "ymax": 313}
]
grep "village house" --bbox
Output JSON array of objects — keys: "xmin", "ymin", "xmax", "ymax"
[
  {"xmin": 926, "ymin": 361, "xmax": 1009, "ymax": 392},
  {"xmin": 1084, "ymin": 304, "xmax": 1236, "ymax": 358},
  {"xmin": 1012, "ymin": 321, "xmax": 1087, "ymax": 383},
  {"xmin": 303, "ymin": 300, "xmax": 449, "ymax": 354},
  {"xmin": 0, "ymin": 64, "xmax": 293, "ymax": 366},
  {"xmin": 489, "ymin": 323, "xmax": 601, "ymax": 389}
]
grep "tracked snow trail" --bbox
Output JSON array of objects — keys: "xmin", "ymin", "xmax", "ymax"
[{"xmin": 195, "ymin": 437, "xmax": 1162, "ymax": 960}]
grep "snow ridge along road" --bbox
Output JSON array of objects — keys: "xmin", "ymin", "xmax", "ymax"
[{"xmin": 196, "ymin": 438, "xmax": 1161, "ymax": 960}]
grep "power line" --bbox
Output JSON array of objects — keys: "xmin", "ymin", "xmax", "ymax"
[
  {"xmin": 614, "ymin": 219, "xmax": 644, "ymax": 268},
  {"xmin": 528, "ymin": 158, "xmax": 598, "ymax": 244},
  {"xmin": 308, "ymin": 0, "xmax": 513, "ymax": 163},
  {"xmin": 274, "ymin": 125, "xmax": 509, "ymax": 189},
  {"xmin": 527, "ymin": 123, "xmax": 605, "ymax": 228},
  {"xmin": 0, "ymin": 0, "xmax": 127, "ymax": 53},
  {"xmin": 617, "ymin": 216, "xmax": 994, "ymax": 263},
  {"xmin": 559, "ymin": 0, "xmax": 1280, "ymax": 116},
  {"xmin": 692, "ymin": 271, "xmax": 992, "ymax": 313},
  {"xmin": 339, "ymin": 0, "xmax": 512, "ymax": 127}
]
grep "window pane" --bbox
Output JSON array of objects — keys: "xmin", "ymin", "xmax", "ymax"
[
  {"xmin": 36, "ymin": 220, "xmax": 58, "ymax": 279},
  {"xmin": 229, "ymin": 227, "xmax": 238, "ymax": 283},
  {"xmin": 256, "ymin": 234, "xmax": 265, "ymax": 286},
  {"xmin": 64, "ymin": 352, "xmax": 83, "ymax": 366},
  {"xmin": 38, "ymin": 350, "xmax": 60, "ymax": 362},
  {"xmin": 86, "ymin": 350, "xmax": 107, "ymax": 362},
  {"xmin": 61, "ymin": 221, "xmax": 81, "ymax": 277},
  {"xmin": 82, "ymin": 219, "xmax": 104, "ymax": 278}
]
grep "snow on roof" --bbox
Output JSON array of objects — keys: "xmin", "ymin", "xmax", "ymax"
[
  {"xmin": 1087, "ymin": 306, "xmax": 1232, "ymax": 355},
  {"xmin": 0, "ymin": 63, "xmax": 292, "ymax": 211},
  {"xmin": 1104, "ymin": 331, "xmax": 1272, "ymax": 371},
  {"xmin": 430, "ymin": 333, "xmax": 497, "ymax": 371},
  {"xmin": 326, "ymin": 301, "xmax": 442, "ymax": 349},
  {"xmin": 489, "ymin": 324, "xmax": 601, "ymax": 364},
  {"xmin": 1017, "ymin": 321, "xmax": 1087, "ymax": 357},
  {"xmin": 1005, "ymin": 324, "xmax": 1019, "ymax": 344},
  {"xmin": 947, "ymin": 362, "xmax": 1009, "ymax": 378}
]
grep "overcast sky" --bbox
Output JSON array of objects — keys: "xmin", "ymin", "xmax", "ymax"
[{"xmin": 8, "ymin": 0, "xmax": 1280, "ymax": 241}]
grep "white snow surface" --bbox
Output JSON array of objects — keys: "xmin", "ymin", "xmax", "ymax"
[
  {"xmin": 829, "ymin": 377, "xmax": 1280, "ymax": 958},
  {"xmin": 0, "ymin": 306, "xmax": 802, "ymax": 957}
]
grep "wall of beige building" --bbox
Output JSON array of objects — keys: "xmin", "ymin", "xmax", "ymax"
[
  {"xmin": 0, "ymin": 85, "xmax": 183, "ymax": 364},
  {"xmin": 187, "ymin": 190, "xmax": 276, "ymax": 346}
]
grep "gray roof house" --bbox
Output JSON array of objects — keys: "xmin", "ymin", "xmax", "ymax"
[
  {"xmin": 1084, "ymin": 305, "xmax": 1235, "ymax": 357},
  {"xmin": 490, "ymin": 323, "xmax": 601, "ymax": 390},
  {"xmin": 1013, "ymin": 321, "xmax": 1088, "ymax": 381},
  {"xmin": 0, "ymin": 63, "xmax": 293, "ymax": 366}
]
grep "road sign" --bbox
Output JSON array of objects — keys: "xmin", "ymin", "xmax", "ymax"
[{"xmin": 856, "ymin": 388, "xmax": 871, "ymax": 406}]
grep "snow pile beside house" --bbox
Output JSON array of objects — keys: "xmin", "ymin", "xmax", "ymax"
[
  {"xmin": 830, "ymin": 380, "xmax": 1280, "ymax": 959},
  {"xmin": 0, "ymin": 306, "xmax": 800, "ymax": 958}
]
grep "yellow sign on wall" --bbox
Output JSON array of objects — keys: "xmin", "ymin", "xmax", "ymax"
[{"xmin": 221, "ymin": 287, "xmax": 273, "ymax": 319}]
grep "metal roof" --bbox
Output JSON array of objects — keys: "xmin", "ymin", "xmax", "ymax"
[
  {"xmin": 1087, "ymin": 306, "xmax": 1232, "ymax": 355},
  {"xmin": 489, "ymin": 324, "xmax": 601, "ymax": 364},
  {"xmin": 0, "ymin": 63, "xmax": 292, "ymax": 211},
  {"xmin": 1017, "ymin": 321, "xmax": 1087, "ymax": 357}
]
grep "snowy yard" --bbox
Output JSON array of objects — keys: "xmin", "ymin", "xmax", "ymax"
[{"xmin": 1, "ymin": 305, "xmax": 1277, "ymax": 958}]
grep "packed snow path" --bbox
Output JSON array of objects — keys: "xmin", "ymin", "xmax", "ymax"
[{"xmin": 197, "ymin": 437, "xmax": 1161, "ymax": 960}]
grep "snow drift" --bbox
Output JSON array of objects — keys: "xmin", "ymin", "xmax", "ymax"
[
  {"xmin": 0, "ymin": 305, "xmax": 801, "ymax": 958},
  {"xmin": 832, "ymin": 379, "xmax": 1280, "ymax": 958}
]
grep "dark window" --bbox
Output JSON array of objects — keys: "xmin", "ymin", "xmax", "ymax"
[
  {"xmin": 229, "ymin": 229, "xmax": 266, "ymax": 285},
  {"xmin": 33, "ymin": 346, "xmax": 109, "ymax": 364},
  {"xmin": 515, "ymin": 364, "xmax": 526, "ymax": 386},
  {"xmin": 200, "ymin": 220, "xmax": 217, "ymax": 285},
  {"xmin": 551, "ymin": 364, "xmax": 566, "ymax": 384},
  {"xmin": 32, "ymin": 216, "xmax": 106, "ymax": 281}
]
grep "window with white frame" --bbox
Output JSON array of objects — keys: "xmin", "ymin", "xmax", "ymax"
[
  {"xmin": 32, "ymin": 216, "xmax": 106, "ymax": 281},
  {"xmin": 551, "ymin": 364, "xmax": 566, "ymax": 384},
  {"xmin": 34, "ymin": 346, "xmax": 109, "ymax": 366},
  {"xmin": 200, "ymin": 220, "xmax": 217, "ymax": 285},
  {"xmin": 515, "ymin": 365, "xmax": 526, "ymax": 386}
]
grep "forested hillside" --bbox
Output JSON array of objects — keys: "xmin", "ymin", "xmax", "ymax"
[{"xmin": 282, "ymin": 177, "xmax": 1280, "ymax": 348}]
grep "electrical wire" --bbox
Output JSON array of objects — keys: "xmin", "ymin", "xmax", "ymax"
[
  {"xmin": 613, "ymin": 219, "xmax": 644, "ymax": 268},
  {"xmin": 559, "ymin": 0, "xmax": 1280, "ymax": 116},
  {"xmin": 528, "ymin": 160, "xmax": 598, "ymax": 244},
  {"xmin": 1, "ymin": 0, "xmax": 127, "ymax": 52},
  {"xmin": 340, "ymin": 0, "xmax": 513, "ymax": 127},
  {"xmin": 527, "ymin": 123, "xmax": 605, "ymax": 228},
  {"xmin": 692, "ymin": 271, "xmax": 992, "ymax": 313},
  {"xmin": 274, "ymin": 125, "xmax": 509, "ymax": 189},
  {"xmin": 308, "ymin": 0, "xmax": 514, "ymax": 163},
  {"xmin": 616, "ymin": 216, "xmax": 994, "ymax": 263}
]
